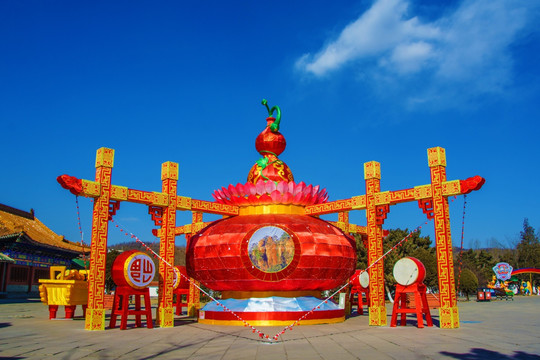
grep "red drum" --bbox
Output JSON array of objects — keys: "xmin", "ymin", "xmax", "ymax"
[
  {"xmin": 393, "ymin": 257, "xmax": 426, "ymax": 286},
  {"xmin": 350, "ymin": 270, "xmax": 369, "ymax": 289},
  {"xmin": 173, "ymin": 266, "xmax": 189, "ymax": 290},
  {"xmin": 112, "ymin": 250, "xmax": 155, "ymax": 289}
]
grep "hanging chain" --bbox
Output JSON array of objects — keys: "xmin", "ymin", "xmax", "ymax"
[
  {"xmin": 457, "ymin": 194, "xmax": 467, "ymax": 293},
  {"xmin": 75, "ymin": 196, "xmax": 88, "ymax": 271}
]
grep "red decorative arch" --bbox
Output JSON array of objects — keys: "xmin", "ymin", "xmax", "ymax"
[{"xmin": 511, "ymin": 268, "xmax": 540, "ymax": 276}]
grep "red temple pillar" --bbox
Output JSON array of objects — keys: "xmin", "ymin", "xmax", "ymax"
[
  {"xmin": 157, "ymin": 161, "xmax": 178, "ymax": 327},
  {"xmin": 364, "ymin": 161, "xmax": 386, "ymax": 326},
  {"xmin": 85, "ymin": 147, "xmax": 114, "ymax": 330},
  {"xmin": 428, "ymin": 147, "xmax": 459, "ymax": 328}
]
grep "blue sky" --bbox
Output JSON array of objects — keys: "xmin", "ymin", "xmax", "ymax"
[{"xmin": 1, "ymin": 0, "xmax": 539, "ymax": 250}]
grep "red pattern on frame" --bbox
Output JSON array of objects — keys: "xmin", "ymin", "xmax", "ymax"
[
  {"xmin": 148, "ymin": 206, "xmax": 164, "ymax": 226},
  {"xmin": 418, "ymin": 199, "xmax": 435, "ymax": 220}
]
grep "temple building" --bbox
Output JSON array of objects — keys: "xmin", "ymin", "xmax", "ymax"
[{"xmin": 0, "ymin": 203, "xmax": 88, "ymax": 297}]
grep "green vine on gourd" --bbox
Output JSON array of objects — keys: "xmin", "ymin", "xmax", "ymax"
[
  {"xmin": 261, "ymin": 99, "xmax": 281, "ymax": 132},
  {"xmin": 256, "ymin": 150, "xmax": 283, "ymax": 183}
]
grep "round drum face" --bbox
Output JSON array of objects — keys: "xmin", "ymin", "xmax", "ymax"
[
  {"xmin": 172, "ymin": 267, "xmax": 180, "ymax": 289},
  {"xmin": 359, "ymin": 271, "xmax": 369, "ymax": 288},
  {"xmin": 393, "ymin": 257, "xmax": 425, "ymax": 286},
  {"xmin": 125, "ymin": 253, "xmax": 155, "ymax": 289},
  {"xmin": 242, "ymin": 225, "xmax": 300, "ymax": 282}
]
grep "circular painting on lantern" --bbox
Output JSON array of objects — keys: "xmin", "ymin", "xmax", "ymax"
[
  {"xmin": 125, "ymin": 252, "xmax": 155, "ymax": 289},
  {"xmin": 248, "ymin": 226, "xmax": 295, "ymax": 273},
  {"xmin": 241, "ymin": 225, "xmax": 300, "ymax": 282}
]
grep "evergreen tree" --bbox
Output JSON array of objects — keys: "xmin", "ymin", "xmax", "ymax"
[
  {"xmin": 517, "ymin": 218, "xmax": 540, "ymax": 269},
  {"xmin": 459, "ymin": 268, "xmax": 478, "ymax": 301},
  {"xmin": 355, "ymin": 235, "xmax": 368, "ymax": 270},
  {"xmin": 476, "ymin": 250, "xmax": 496, "ymax": 283},
  {"xmin": 515, "ymin": 218, "xmax": 540, "ymax": 286},
  {"xmin": 409, "ymin": 246, "xmax": 438, "ymax": 289},
  {"xmin": 456, "ymin": 248, "xmax": 496, "ymax": 289}
]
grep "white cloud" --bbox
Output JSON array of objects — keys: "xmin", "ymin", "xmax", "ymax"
[
  {"xmin": 435, "ymin": 0, "xmax": 528, "ymax": 92},
  {"xmin": 297, "ymin": 0, "xmax": 440, "ymax": 76},
  {"xmin": 296, "ymin": 0, "xmax": 537, "ymax": 101},
  {"xmin": 388, "ymin": 41, "xmax": 435, "ymax": 74}
]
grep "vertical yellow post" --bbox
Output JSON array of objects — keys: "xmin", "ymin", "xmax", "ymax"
[
  {"xmin": 187, "ymin": 212, "xmax": 202, "ymax": 317},
  {"xmin": 364, "ymin": 161, "xmax": 387, "ymax": 326},
  {"xmin": 338, "ymin": 211, "xmax": 351, "ymax": 316},
  {"xmin": 187, "ymin": 279, "xmax": 201, "ymax": 317},
  {"xmin": 428, "ymin": 147, "xmax": 459, "ymax": 328},
  {"xmin": 157, "ymin": 161, "xmax": 178, "ymax": 327},
  {"xmin": 337, "ymin": 211, "xmax": 350, "ymax": 233},
  {"xmin": 85, "ymin": 147, "xmax": 114, "ymax": 330}
]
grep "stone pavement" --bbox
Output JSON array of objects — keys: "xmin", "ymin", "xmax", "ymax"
[{"xmin": 1, "ymin": 296, "xmax": 539, "ymax": 359}]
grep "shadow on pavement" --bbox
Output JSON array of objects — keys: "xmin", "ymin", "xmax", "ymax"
[
  {"xmin": 174, "ymin": 317, "xmax": 198, "ymax": 326},
  {"xmin": 384, "ymin": 312, "xmax": 441, "ymax": 328},
  {"xmin": 441, "ymin": 348, "xmax": 540, "ymax": 360},
  {"xmin": 0, "ymin": 298, "xmax": 41, "ymax": 305}
]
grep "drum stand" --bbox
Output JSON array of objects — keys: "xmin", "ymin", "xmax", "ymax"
[
  {"xmin": 350, "ymin": 286, "xmax": 369, "ymax": 315},
  {"xmin": 390, "ymin": 283, "xmax": 433, "ymax": 328},
  {"xmin": 174, "ymin": 287, "xmax": 190, "ymax": 316},
  {"xmin": 109, "ymin": 286, "xmax": 153, "ymax": 330}
]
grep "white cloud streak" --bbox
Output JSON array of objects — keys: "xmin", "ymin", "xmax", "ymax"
[{"xmin": 296, "ymin": 0, "xmax": 538, "ymax": 100}]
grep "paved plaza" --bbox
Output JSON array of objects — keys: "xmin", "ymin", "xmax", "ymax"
[{"xmin": 1, "ymin": 296, "xmax": 539, "ymax": 359}]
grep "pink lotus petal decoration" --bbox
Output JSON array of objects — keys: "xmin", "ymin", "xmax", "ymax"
[
  {"xmin": 235, "ymin": 183, "xmax": 245, "ymax": 195},
  {"xmin": 282, "ymin": 192, "xmax": 294, "ymax": 204},
  {"xmin": 259, "ymin": 194, "xmax": 272, "ymax": 204},
  {"xmin": 247, "ymin": 194, "xmax": 259, "ymax": 205},
  {"xmin": 303, "ymin": 185, "xmax": 312, "ymax": 197},
  {"xmin": 265, "ymin": 181, "xmax": 277, "ymax": 194},
  {"xmin": 277, "ymin": 181, "xmax": 288, "ymax": 194},
  {"xmin": 216, "ymin": 188, "xmax": 226, "ymax": 200},
  {"xmin": 294, "ymin": 182, "xmax": 304, "ymax": 196},
  {"xmin": 287, "ymin": 182, "xmax": 295, "ymax": 194},
  {"xmin": 221, "ymin": 187, "xmax": 231, "ymax": 199},
  {"xmin": 228, "ymin": 184, "xmax": 239, "ymax": 197},
  {"xmin": 212, "ymin": 180, "xmax": 329, "ymax": 207},
  {"xmin": 255, "ymin": 179, "xmax": 266, "ymax": 195},
  {"xmin": 270, "ymin": 190, "xmax": 282, "ymax": 203},
  {"xmin": 246, "ymin": 182, "xmax": 257, "ymax": 196}
]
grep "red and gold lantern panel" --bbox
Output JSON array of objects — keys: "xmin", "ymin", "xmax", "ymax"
[{"xmin": 187, "ymin": 214, "xmax": 357, "ymax": 292}]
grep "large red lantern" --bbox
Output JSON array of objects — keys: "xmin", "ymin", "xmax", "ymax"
[{"xmin": 187, "ymin": 100, "xmax": 357, "ymax": 325}]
